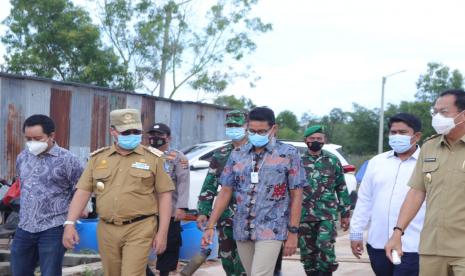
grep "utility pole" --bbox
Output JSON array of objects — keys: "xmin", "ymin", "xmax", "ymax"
[{"xmin": 377, "ymin": 70, "xmax": 406, "ymax": 154}]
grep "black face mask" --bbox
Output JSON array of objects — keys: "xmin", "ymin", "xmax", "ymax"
[
  {"xmin": 307, "ymin": 141, "xmax": 324, "ymax": 152},
  {"xmin": 149, "ymin": 136, "xmax": 167, "ymax": 148}
]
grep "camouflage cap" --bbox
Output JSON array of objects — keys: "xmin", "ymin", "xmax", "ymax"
[
  {"xmin": 304, "ymin": 124, "xmax": 325, "ymax": 137},
  {"xmin": 225, "ymin": 110, "xmax": 247, "ymax": 126},
  {"xmin": 110, "ymin": 108, "xmax": 142, "ymax": 132}
]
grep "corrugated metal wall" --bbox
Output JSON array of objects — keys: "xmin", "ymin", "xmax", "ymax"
[{"xmin": 0, "ymin": 73, "xmax": 230, "ymax": 179}]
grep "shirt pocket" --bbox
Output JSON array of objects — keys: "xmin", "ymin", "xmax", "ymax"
[
  {"xmin": 129, "ymin": 168, "xmax": 153, "ymax": 193},
  {"xmin": 92, "ymin": 169, "xmax": 112, "ymax": 194},
  {"xmin": 422, "ymin": 161, "xmax": 439, "ymax": 192}
]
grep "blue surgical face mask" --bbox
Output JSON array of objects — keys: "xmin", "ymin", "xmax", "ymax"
[
  {"xmin": 248, "ymin": 132, "xmax": 270, "ymax": 148},
  {"xmin": 225, "ymin": 127, "xmax": 245, "ymax": 141},
  {"xmin": 388, "ymin": 134, "xmax": 413, "ymax": 154},
  {"xmin": 118, "ymin": 134, "xmax": 142, "ymax": 150}
]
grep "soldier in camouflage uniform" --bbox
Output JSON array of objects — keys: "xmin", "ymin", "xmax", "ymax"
[
  {"xmin": 197, "ymin": 110, "xmax": 248, "ymax": 276},
  {"xmin": 299, "ymin": 125, "xmax": 352, "ymax": 276}
]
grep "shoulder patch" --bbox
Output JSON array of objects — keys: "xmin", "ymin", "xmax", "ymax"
[
  {"xmin": 424, "ymin": 134, "xmax": 441, "ymax": 143},
  {"xmin": 90, "ymin": 146, "xmax": 110, "ymax": 157},
  {"xmin": 145, "ymin": 146, "xmax": 163, "ymax": 157}
]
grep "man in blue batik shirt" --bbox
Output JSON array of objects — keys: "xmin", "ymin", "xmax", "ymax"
[
  {"xmin": 11, "ymin": 114, "xmax": 83, "ymax": 276},
  {"xmin": 202, "ymin": 107, "xmax": 306, "ymax": 276}
]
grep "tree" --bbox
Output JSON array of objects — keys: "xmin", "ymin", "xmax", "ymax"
[
  {"xmin": 277, "ymin": 127, "xmax": 300, "ymax": 140},
  {"xmin": 97, "ymin": 0, "xmax": 272, "ymax": 97},
  {"xmin": 276, "ymin": 110, "xmax": 301, "ymax": 140},
  {"xmin": 2, "ymin": 0, "xmax": 125, "ymax": 88},
  {"xmin": 213, "ymin": 95, "xmax": 256, "ymax": 110},
  {"xmin": 276, "ymin": 110, "xmax": 300, "ymax": 132},
  {"xmin": 300, "ymin": 112, "xmax": 320, "ymax": 128},
  {"xmin": 343, "ymin": 104, "xmax": 379, "ymax": 155},
  {"xmin": 317, "ymin": 108, "xmax": 348, "ymax": 143},
  {"xmin": 415, "ymin": 62, "xmax": 464, "ymax": 103}
]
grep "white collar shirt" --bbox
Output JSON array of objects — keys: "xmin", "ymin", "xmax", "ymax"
[{"xmin": 350, "ymin": 147, "xmax": 425, "ymax": 252}]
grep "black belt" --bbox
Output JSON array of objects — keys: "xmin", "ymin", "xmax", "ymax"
[{"xmin": 102, "ymin": 214, "xmax": 154, "ymax": 225}]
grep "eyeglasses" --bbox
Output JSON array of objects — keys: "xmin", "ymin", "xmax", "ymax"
[
  {"xmin": 120, "ymin": 129, "xmax": 142, "ymax": 136},
  {"xmin": 247, "ymin": 128, "xmax": 271, "ymax": 136}
]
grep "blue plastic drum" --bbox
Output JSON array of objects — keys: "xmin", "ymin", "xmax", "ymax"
[
  {"xmin": 179, "ymin": 221, "xmax": 218, "ymax": 261},
  {"xmin": 74, "ymin": 218, "xmax": 99, "ymax": 254}
]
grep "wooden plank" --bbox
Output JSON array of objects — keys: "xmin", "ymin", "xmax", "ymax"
[
  {"xmin": 90, "ymin": 95, "xmax": 109, "ymax": 151},
  {"xmin": 50, "ymin": 88, "xmax": 72, "ymax": 149}
]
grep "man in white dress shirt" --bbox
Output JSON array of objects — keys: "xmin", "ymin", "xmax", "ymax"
[{"xmin": 350, "ymin": 113, "xmax": 425, "ymax": 276}]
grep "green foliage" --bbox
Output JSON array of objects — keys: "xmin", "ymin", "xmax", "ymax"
[
  {"xmin": 213, "ymin": 95, "xmax": 256, "ymax": 110},
  {"xmin": 277, "ymin": 127, "xmax": 300, "ymax": 140},
  {"xmin": 98, "ymin": 0, "xmax": 272, "ymax": 97},
  {"xmin": 300, "ymin": 112, "xmax": 320, "ymax": 129},
  {"xmin": 317, "ymin": 108, "xmax": 349, "ymax": 143},
  {"xmin": 276, "ymin": 110, "xmax": 300, "ymax": 132},
  {"xmin": 342, "ymin": 104, "xmax": 379, "ymax": 155},
  {"xmin": 2, "ymin": 0, "xmax": 126, "ymax": 88},
  {"xmin": 415, "ymin": 62, "xmax": 464, "ymax": 103}
]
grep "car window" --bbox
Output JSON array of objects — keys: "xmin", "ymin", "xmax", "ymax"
[
  {"xmin": 199, "ymin": 145, "xmax": 231, "ymax": 162},
  {"xmin": 183, "ymin": 145, "xmax": 210, "ymax": 159},
  {"xmin": 199, "ymin": 150, "xmax": 215, "ymax": 162}
]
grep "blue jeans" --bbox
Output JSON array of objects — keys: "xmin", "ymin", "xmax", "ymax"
[
  {"xmin": 366, "ymin": 243, "xmax": 419, "ymax": 276},
  {"xmin": 11, "ymin": 226, "xmax": 66, "ymax": 276}
]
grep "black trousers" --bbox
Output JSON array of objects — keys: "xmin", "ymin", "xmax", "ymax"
[
  {"xmin": 366, "ymin": 243, "xmax": 419, "ymax": 276},
  {"xmin": 156, "ymin": 218, "xmax": 182, "ymax": 272}
]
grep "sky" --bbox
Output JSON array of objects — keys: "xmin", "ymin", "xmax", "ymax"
[{"xmin": 1, "ymin": 0, "xmax": 465, "ymax": 119}]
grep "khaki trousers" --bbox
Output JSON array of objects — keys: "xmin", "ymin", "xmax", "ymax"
[
  {"xmin": 236, "ymin": 240, "xmax": 283, "ymax": 276},
  {"xmin": 97, "ymin": 216, "xmax": 156, "ymax": 276},
  {"xmin": 420, "ymin": 255, "xmax": 465, "ymax": 276}
]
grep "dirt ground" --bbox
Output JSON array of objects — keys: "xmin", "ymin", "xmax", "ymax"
[{"xmin": 149, "ymin": 231, "xmax": 375, "ymax": 276}]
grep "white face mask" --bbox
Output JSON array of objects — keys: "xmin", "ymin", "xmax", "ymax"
[
  {"xmin": 26, "ymin": 140, "xmax": 49, "ymax": 156},
  {"xmin": 388, "ymin": 134, "xmax": 413, "ymax": 154},
  {"xmin": 432, "ymin": 111, "xmax": 464, "ymax": 135}
]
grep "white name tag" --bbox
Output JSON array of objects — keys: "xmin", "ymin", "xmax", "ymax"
[
  {"xmin": 251, "ymin": 172, "xmax": 259, "ymax": 184},
  {"xmin": 131, "ymin": 162, "xmax": 150, "ymax": 170}
]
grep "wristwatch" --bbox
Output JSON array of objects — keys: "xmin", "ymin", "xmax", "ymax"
[
  {"xmin": 288, "ymin": 225, "xmax": 299, "ymax": 234},
  {"xmin": 63, "ymin": 220, "xmax": 75, "ymax": 226}
]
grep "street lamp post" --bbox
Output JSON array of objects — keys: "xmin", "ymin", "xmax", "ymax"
[{"xmin": 377, "ymin": 70, "xmax": 406, "ymax": 154}]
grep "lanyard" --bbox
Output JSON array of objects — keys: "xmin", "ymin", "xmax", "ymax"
[{"xmin": 251, "ymin": 152, "xmax": 267, "ymax": 173}]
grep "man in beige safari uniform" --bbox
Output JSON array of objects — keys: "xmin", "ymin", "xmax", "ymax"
[
  {"xmin": 63, "ymin": 108, "xmax": 174, "ymax": 276},
  {"xmin": 386, "ymin": 89, "xmax": 465, "ymax": 276}
]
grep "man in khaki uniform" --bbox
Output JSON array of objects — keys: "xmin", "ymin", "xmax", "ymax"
[
  {"xmin": 63, "ymin": 108, "xmax": 174, "ymax": 276},
  {"xmin": 385, "ymin": 89, "xmax": 465, "ymax": 276}
]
